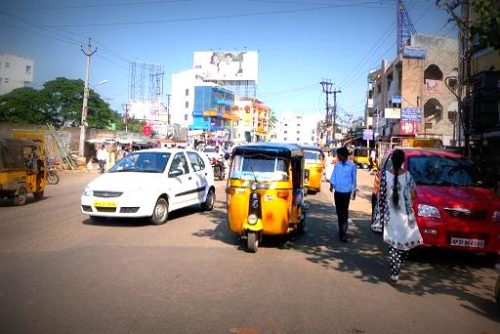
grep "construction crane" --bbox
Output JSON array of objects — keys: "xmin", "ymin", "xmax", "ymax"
[{"xmin": 397, "ymin": 0, "xmax": 417, "ymax": 54}]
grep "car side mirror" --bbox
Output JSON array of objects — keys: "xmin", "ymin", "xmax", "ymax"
[{"xmin": 169, "ymin": 169, "xmax": 183, "ymax": 178}]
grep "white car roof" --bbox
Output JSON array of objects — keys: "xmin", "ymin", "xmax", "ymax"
[{"xmin": 133, "ymin": 148, "xmax": 201, "ymax": 155}]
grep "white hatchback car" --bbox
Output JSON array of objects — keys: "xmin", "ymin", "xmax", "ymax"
[{"xmin": 81, "ymin": 148, "xmax": 215, "ymax": 225}]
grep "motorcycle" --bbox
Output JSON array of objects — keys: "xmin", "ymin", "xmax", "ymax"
[
  {"xmin": 210, "ymin": 157, "xmax": 226, "ymax": 181},
  {"xmin": 47, "ymin": 158, "xmax": 60, "ymax": 185}
]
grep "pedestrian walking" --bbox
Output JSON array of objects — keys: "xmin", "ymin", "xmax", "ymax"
[
  {"xmin": 96, "ymin": 145, "xmax": 108, "ymax": 174},
  {"xmin": 369, "ymin": 149, "xmax": 376, "ymax": 172},
  {"xmin": 378, "ymin": 149, "xmax": 422, "ymax": 284},
  {"xmin": 329, "ymin": 146, "xmax": 357, "ymax": 242}
]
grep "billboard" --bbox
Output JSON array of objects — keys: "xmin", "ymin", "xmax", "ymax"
[
  {"xmin": 400, "ymin": 121, "xmax": 419, "ymax": 135},
  {"xmin": 401, "ymin": 107, "xmax": 422, "ymax": 122},
  {"xmin": 193, "ymin": 51, "xmax": 259, "ymax": 83},
  {"xmin": 384, "ymin": 107, "xmax": 401, "ymax": 119}
]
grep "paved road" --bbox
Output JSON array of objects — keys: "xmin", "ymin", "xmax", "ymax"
[{"xmin": 0, "ymin": 169, "xmax": 498, "ymax": 333}]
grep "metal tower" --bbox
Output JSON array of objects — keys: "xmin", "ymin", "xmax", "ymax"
[{"xmin": 397, "ymin": 0, "xmax": 417, "ymax": 54}]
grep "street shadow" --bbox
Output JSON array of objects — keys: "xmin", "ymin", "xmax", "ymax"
[
  {"xmin": 81, "ymin": 204, "xmax": 203, "ymax": 228},
  {"xmin": 0, "ymin": 196, "xmax": 50, "ymax": 207},
  {"xmin": 194, "ymin": 193, "xmax": 499, "ymax": 322}
]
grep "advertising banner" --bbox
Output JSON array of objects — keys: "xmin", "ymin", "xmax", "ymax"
[
  {"xmin": 401, "ymin": 107, "xmax": 422, "ymax": 122},
  {"xmin": 384, "ymin": 107, "xmax": 401, "ymax": 119},
  {"xmin": 193, "ymin": 51, "xmax": 259, "ymax": 83},
  {"xmin": 399, "ymin": 121, "xmax": 419, "ymax": 135},
  {"xmin": 425, "ymin": 79, "xmax": 440, "ymax": 93},
  {"xmin": 363, "ymin": 129, "xmax": 373, "ymax": 140}
]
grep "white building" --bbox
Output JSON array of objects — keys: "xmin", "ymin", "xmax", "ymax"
[
  {"xmin": 170, "ymin": 69, "xmax": 201, "ymax": 128},
  {"xmin": 274, "ymin": 112, "xmax": 322, "ymax": 145},
  {"xmin": 0, "ymin": 54, "xmax": 34, "ymax": 95}
]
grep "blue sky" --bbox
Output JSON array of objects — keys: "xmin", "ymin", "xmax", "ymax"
[{"xmin": 0, "ymin": 0, "xmax": 456, "ymax": 120}]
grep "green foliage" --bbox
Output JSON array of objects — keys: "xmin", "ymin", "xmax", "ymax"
[
  {"xmin": 471, "ymin": 0, "xmax": 500, "ymax": 50},
  {"xmin": 0, "ymin": 77, "xmax": 126, "ymax": 130}
]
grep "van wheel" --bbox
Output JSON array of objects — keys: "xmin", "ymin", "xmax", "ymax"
[
  {"xmin": 201, "ymin": 188, "xmax": 215, "ymax": 211},
  {"xmin": 13, "ymin": 187, "xmax": 28, "ymax": 206},
  {"xmin": 33, "ymin": 191, "xmax": 44, "ymax": 201},
  {"xmin": 247, "ymin": 232, "xmax": 259, "ymax": 253},
  {"xmin": 151, "ymin": 198, "xmax": 169, "ymax": 225}
]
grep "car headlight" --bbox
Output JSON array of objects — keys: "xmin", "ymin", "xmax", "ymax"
[
  {"xmin": 248, "ymin": 214, "xmax": 258, "ymax": 225},
  {"xmin": 82, "ymin": 186, "xmax": 92, "ymax": 197},
  {"xmin": 418, "ymin": 204, "xmax": 440, "ymax": 218}
]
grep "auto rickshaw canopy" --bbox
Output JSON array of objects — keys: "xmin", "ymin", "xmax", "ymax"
[{"xmin": 0, "ymin": 138, "xmax": 39, "ymax": 170}]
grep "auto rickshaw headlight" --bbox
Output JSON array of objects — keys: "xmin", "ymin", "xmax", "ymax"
[
  {"xmin": 251, "ymin": 183, "xmax": 257, "ymax": 191},
  {"xmin": 248, "ymin": 214, "xmax": 258, "ymax": 225},
  {"xmin": 83, "ymin": 186, "xmax": 92, "ymax": 197}
]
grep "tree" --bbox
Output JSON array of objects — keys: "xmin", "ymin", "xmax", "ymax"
[
  {"xmin": 0, "ymin": 87, "xmax": 57, "ymax": 125},
  {"xmin": 0, "ymin": 77, "xmax": 119, "ymax": 129}
]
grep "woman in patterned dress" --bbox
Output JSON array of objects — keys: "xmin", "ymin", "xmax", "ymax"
[{"xmin": 378, "ymin": 149, "xmax": 423, "ymax": 284}]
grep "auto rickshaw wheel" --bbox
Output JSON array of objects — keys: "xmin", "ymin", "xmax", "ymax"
[
  {"xmin": 297, "ymin": 219, "xmax": 306, "ymax": 234},
  {"xmin": 362, "ymin": 163, "xmax": 369, "ymax": 169},
  {"xmin": 33, "ymin": 191, "xmax": 44, "ymax": 201},
  {"xmin": 150, "ymin": 198, "xmax": 169, "ymax": 225},
  {"xmin": 13, "ymin": 186, "xmax": 28, "ymax": 206},
  {"xmin": 247, "ymin": 232, "xmax": 259, "ymax": 253}
]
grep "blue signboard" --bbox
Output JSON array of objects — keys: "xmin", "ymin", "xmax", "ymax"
[
  {"xmin": 392, "ymin": 95, "xmax": 401, "ymax": 104},
  {"xmin": 363, "ymin": 129, "xmax": 373, "ymax": 140},
  {"xmin": 401, "ymin": 107, "xmax": 422, "ymax": 121},
  {"xmin": 402, "ymin": 47, "xmax": 427, "ymax": 59}
]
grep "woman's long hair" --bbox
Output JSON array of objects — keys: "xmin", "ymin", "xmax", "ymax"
[{"xmin": 391, "ymin": 149, "xmax": 405, "ymax": 209}]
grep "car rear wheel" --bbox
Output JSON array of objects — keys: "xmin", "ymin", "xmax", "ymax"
[
  {"xmin": 201, "ymin": 188, "xmax": 215, "ymax": 211},
  {"xmin": 151, "ymin": 198, "xmax": 169, "ymax": 225}
]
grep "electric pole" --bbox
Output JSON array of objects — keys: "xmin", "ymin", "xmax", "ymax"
[
  {"xmin": 166, "ymin": 94, "xmax": 171, "ymax": 125},
  {"xmin": 122, "ymin": 103, "xmax": 130, "ymax": 133},
  {"xmin": 332, "ymin": 88, "xmax": 341, "ymax": 147},
  {"xmin": 78, "ymin": 38, "xmax": 97, "ymax": 158},
  {"xmin": 320, "ymin": 80, "xmax": 333, "ymax": 147}
]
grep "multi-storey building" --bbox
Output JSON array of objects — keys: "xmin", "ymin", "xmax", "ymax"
[
  {"xmin": 232, "ymin": 98, "xmax": 269, "ymax": 143},
  {"xmin": 0, "ymin": 54, "xmax": 34, "ymax": 95},
  {"xmin": 365, "ymin": 34, "xmax": 458, "ymax": 146},
  {"xmin": 274, "ymin": 113, "xmax": 321, "ymax": 145}
]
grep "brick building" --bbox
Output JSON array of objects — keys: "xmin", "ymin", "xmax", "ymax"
[{"xmin": 366, "ymin": 34, "xmax": 459, "ymax": 145}]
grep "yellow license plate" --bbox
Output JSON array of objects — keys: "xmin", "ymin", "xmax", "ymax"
[{"xmin": 93, "ymin": 200, "xmax": 116, "ymax": 208}]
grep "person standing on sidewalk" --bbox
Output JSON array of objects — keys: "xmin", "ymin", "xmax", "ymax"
[
  {"xmin": 96, "ymin": 145, "xmax": 108, "ymax": 174},
  {"xmin": 329, "ymin": 147, "xmax": 357, "ymax": 242},
  {"xmin": 378, "ymin": 149, "xmax": 422, "ymax": 284}
]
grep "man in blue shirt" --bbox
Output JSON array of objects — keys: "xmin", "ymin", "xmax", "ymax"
[{"xmin": 329, "ymin": 147, "xmax": 357, "ymax": 242}]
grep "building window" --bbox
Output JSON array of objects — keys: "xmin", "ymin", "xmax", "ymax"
[
  {"xmin": 296, "ymin": 124, "xmax": 300, "ymax": 127},
  {"xmin": 311, "ymin": 136, "xmax": 315, "ymax": 141},
  {"xmin": 185, "ymin": 88, "xmax": 189, "ymax": 96},
  {"xmin": 26, "ymin": 65, "xmax": 32, "ymax": 74},
  {"xmin": 284, "ymin": 123, "xmax": 287, "ymax": 127},
  {"xmin": 284, "ymin": 130, "xmax": 287, "ymax": 134},
  {"xmin": 184, "ymin": 114, "xmax": 188, "ymax": 121},
  {"xmin": 424, "ymin": 98, "xmax": 443, "ymax": 121},
  {"xmin": 297, "ymin": 131, "xmax": 300, "ymax": 134},
  {"xmin": 185, "ymin": 101, "xmax": 189, "ymax": 108},
  {"xmin": 296, "ymin": 138, "xmax": 300, "ymax": 142},
  {"xmin": 4, "ymin": 78, "xmax": 9, "ymax": 83},
  {"xmin": 5, "ymin": 62, "xmax": 9, "ymax": 68},
  {"xmin": 284, "ymin": 137, "xmax": 287, "ymax": 141}
]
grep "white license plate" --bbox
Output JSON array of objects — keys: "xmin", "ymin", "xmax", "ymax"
[{"xmin": 450, "ymin": 237, "xmax": 485, "ymax": 248}]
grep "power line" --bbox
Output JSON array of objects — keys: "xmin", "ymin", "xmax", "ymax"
[
  {"xmin": 45, "ymin": 1, "xmax": 396, "ymax": 28},
  {"xmin": 6, "ymin": 0, "xmax": 195, "ymax": 11}
]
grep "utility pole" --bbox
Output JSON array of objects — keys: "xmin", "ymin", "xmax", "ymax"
[
  {"xmin": 320, "ymin": 80, "xmax": 333, "ymax": 147},
  {"xmin": 122, "ymin": 103, "xmax": 130, "ymax": 133},
  {"xmin": 78, "ymin": 38, "xmax": 97, "ymax": 158},
  {"xmin": 166, "ymin": 94, "xmax": 171, "ymax": 125},
  {"xmin": 332, "ymin": 88, "xmax": 341, "ymax": 147}
]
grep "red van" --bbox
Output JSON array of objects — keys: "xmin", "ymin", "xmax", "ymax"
[{"xmin": 372, "ymin": 148, "xmax": 500, "ymax": 254}]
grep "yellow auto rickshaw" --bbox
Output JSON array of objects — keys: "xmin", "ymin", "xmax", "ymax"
[
  {"xmin": 302, "ymin": 146, "xmax": 324, "ymax": 194},
  {"xmin": 0, "ymin": 138, "xmax": 47, "ymax": 205},
  {"xmin": 226, "ymin": 143, "xmax": 307, "ymax": 252},
  {"xmin": 353, "ymin": 147, "xmax": 370, "ymax": 169}
]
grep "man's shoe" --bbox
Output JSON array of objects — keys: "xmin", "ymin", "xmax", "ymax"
[
  {"xmin": 388, "ymin": 275, "xmax": 399, "ymax": 285},
  {"xmin": 340, "ymin": 236, "xmax": 348, "ymax": 242}
]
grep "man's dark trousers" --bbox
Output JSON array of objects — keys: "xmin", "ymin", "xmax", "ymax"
[{"xmin": 334, "ymin": 191, "xmax": 351, "ymax": 240}]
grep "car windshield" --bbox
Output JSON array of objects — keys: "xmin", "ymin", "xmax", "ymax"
[
  {"xmin": 230, "ymin": 155, "xmax": 289, "ymax": 181},
  {"xmin": 304, "ymin": 150, "xmax": 322, "ymax": 163},
  {"xmin": 109, "ymin": 152, "xmax": 171, "ymax": 173},
  {"xmin": 408, "ymin": 155, "xmax": 485, "ymax": 187}
]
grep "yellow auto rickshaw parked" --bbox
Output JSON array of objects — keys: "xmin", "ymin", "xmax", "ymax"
[
  {"xmin": 353, "ymin": 147, "xmax": 370, "ymax": 169},
  {"xmin": 302, "ymin": 146, "xmax": 324, "ymax": 194},
  {"xmin": 226, "ymin": 143, "xmax": 307, "ymax": 252},
  {"xmin": 0, "ymin": 138, "xmax": 47, "ymax": 205}
]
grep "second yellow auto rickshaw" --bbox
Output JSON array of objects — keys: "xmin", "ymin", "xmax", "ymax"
[
  {"xmin": 0, "ymin": 138, "xmax": 47, "ymax": 205},
  {"xmin": 226, "ymin": 143, "xmax": 308, "ymax": 252},
  {"xmin": 301, "ymin": 146, "xmax": 324, "ymax": 194},
  {"xmin": 353, "ymin": 146, "xmax": 370, "ymax": 169}
]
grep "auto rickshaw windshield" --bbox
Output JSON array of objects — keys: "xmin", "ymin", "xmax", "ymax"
[
  {"xmin": 230, "ymin": 154, "xmax": 289, "ymax": 181},
  {"xmin": 304, "ymin": 150, "xmax": 322, "ymax": 163}
]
